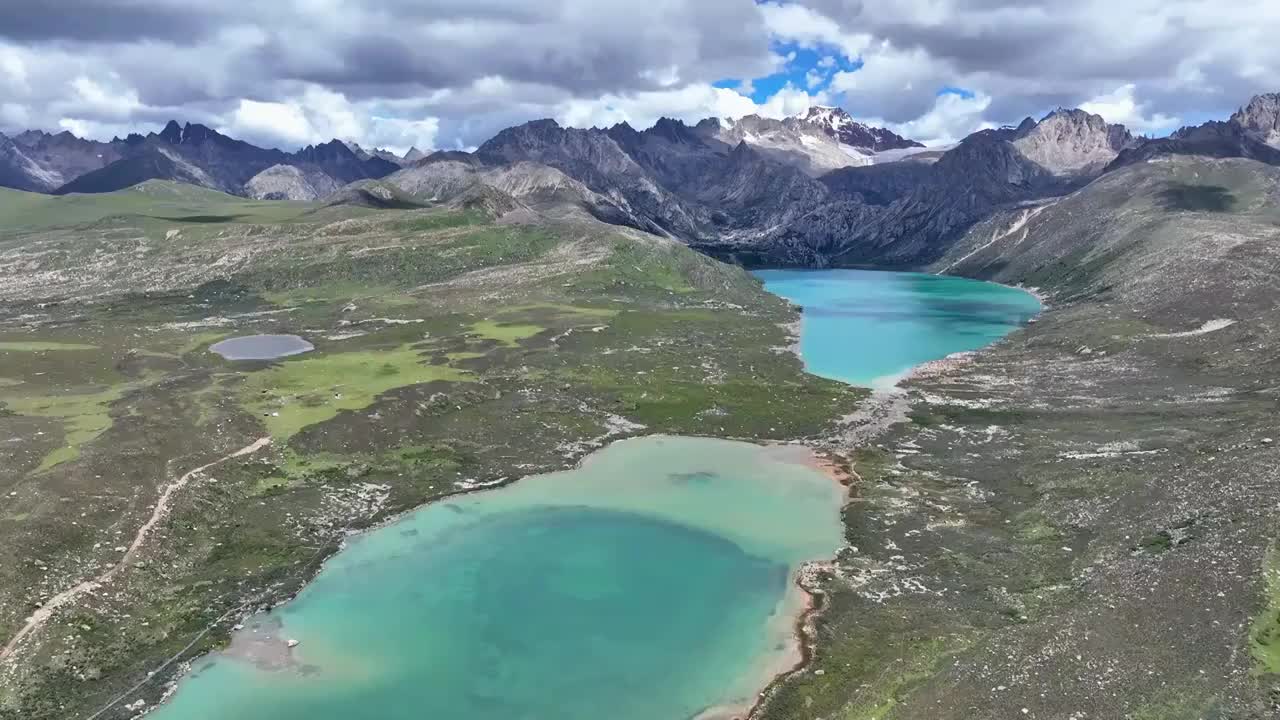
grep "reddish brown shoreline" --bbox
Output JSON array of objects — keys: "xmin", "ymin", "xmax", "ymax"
[{"xmin": 715, "ymin": 443, "xmax": 853, "ymax": 720}]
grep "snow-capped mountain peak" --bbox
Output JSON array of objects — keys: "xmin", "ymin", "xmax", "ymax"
[
  {"xmin": 800, "ymin": 106, "xmax": 855, "ymax": 133},
  {"xmin": 795, "ymin": 106, "xmax": 924, "ymax": 152}
]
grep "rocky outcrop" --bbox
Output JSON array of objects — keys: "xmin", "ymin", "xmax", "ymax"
[
  {"xmin": 245, "ymin": 164, "xmax": 340, "ymax": 201},
  {"xmin": 1012, "ymin": 108, "xmax": 1138, "ymax": 175},
  {"xmin": 382, "ymin": 156, "xmax": 660, "ymax": 229},
  {"xmin": 1230, "ymin": 93, "xmax": 1280, "ymax": 148},
  {"xmin": 320, "ymin": 179, "xmax": 424, "ymax": 209},
  {"xmin": 0, "ymin": 132, "xmax": 64, "ymax": 192}
]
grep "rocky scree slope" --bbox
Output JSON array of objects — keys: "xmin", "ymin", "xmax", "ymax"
[{"xmin": 244, "ymin": 164, "xmax": 342, "ymax": 201}]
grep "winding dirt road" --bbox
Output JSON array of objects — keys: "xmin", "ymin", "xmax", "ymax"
[{"xmin": 0, "ymin": 436, "xmax": 271, "ymax": 663}]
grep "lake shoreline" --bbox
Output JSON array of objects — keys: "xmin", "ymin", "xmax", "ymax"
[
  {"xmin": 142, "ymin": 434, "xmax": 850, "ymax": 720},
  {"xmin": 754, "ymin": 268, "xmax": 1043, "ymax": 390}
]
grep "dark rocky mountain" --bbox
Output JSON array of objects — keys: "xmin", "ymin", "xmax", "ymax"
[
  {"xmin": 54, "ymin": 147, "xmax": 215, "ymax": 195},
  {"xmin": 697, "ymin": 130, "xmax": 1066, "ymax": 267},
  {"xmin": 293, "ymin": 139, "xmax": 399, "ymax": 183},
  {"xmin": 9, "ymin": 130, "xmax": 122, "ymax": 190},
  {"xmin": 1109, "ymin": 104, "xmax": 1280, "ymax": 171},
  {"xmin": 365, "ymin": 106, "xmax": 1140, "ymax": 268},
  {"xmin": 1, "ymin": 131, "xmax": 61, "ymax": 192},
  {"xmin": 477, "ymin": 118, "xmax": 712, "ymax": 237},
  {"xmin": 693, "ymin": 109, "xmax": 1128, "ymax": 266}
]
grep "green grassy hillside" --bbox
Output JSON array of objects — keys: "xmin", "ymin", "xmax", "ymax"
[{"xmin": 0, "ymin": 182, "xmax": 864, "ymax": 720}]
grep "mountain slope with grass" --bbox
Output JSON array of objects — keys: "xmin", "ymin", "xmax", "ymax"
[
  {"xmin": 0, "ymin": 181, "xmax": 864, "ymax": 720},
  {"xmin": 756, "ymin": 154, "xmax": 1280, "ymax": 720}
]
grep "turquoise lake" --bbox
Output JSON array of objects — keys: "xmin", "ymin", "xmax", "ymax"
[
  {"xmin": 754, "ymin": 269, "xmax": 1042, "ymax": 386},
  {"xmin": 148, "ymin": 437, "xmax": 845, "ymax": 720},
  {"xmin": 149, "ymin": 269, "xmax": 1038, "ymax": 720}
]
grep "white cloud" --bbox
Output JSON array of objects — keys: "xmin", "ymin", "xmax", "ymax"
[
  {"xmin": 69, "ymin": 76, "xmax": 144, "ymax": 120},
  {"xmin": 556, "ymin": 81, "xmax": 828, "ymax": 131},
  {"xmin": 228, "ymin": 99, "xmax": 315, "ymax": 146},
  {"xmin": 758, "ymin": 2, "xmax": 869, "ymax": 59},
  {"xmin": 829, "ymin": 40, "xmax": 951, "ymax": 122},
  {"xmin": 222, "ymin": 86, "xmax": 438, "ymax": 153},
  {"xmin": 366, "ymin": 116, "xmax": 440, "ymax": 154},
  {"xmin": 1079, "ymin": 84, "xmax": 1179, "ymax": 135},
  {"xmin": 56, "ymin": 117, "xmax": 161, "ymax": 141},
  {"xmin": 0, "ymin": 46, "xmax": 29, "ymax": 93},
  {"xmin": 865, "ymin": 91, "xmax": 995, "ymax": 147},
  {"xmin": 4, "ymin": 0, "xmax": 1280, "ymax": 150}
]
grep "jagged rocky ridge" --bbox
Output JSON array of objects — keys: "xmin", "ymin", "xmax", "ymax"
[
  {"xmin": 7, "ymin": 93, "xmax": 1280, "ymax": 269},
  {"xmin": 437, "ymin": 94, "xmax": 1280, "ymax": 267},
  {"xmin": 1231, "ymin": 92, "xmax": 1280, "ymax": 148},
  {"xmin": 0, "ymin": 121, "xmax": 399, "ymax": 196},
  {"xmin": 387, "ymin": 105, "xmax": 1158, "ymax": 267}
]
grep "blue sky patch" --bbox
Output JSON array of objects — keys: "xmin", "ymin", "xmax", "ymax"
[{"xmin": 715, "ymin": 41, "xmax": 863, "ymax": 102}]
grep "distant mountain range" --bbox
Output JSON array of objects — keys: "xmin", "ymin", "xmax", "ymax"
[
  {"xmin": 0, "ymin": 120, "xmax": 408, "ymax": 198},
  {"xmin": 4, "ymin": 94, "xmax": 1279, "ymax": 267},
  {"xmin": 0, "ymin": 107, "xmax": 924, "ymax": 200}
]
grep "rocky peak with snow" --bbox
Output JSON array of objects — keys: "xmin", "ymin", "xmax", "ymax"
[
  {"xmin": 797, "ymin": 106, "xmax": 924, "ymax": 152},
  {"xmin": 704, "ymin": 113, "xmax": 873, "ymax": 176},
  {"xmin": 1230, "ymin": 93, "xmax": 1280, "ymax": 148}
]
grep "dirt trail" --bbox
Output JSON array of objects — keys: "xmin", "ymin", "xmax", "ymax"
[{"xmin": 0, "ymin": 437, "xmax": 271, "ymax": 664}]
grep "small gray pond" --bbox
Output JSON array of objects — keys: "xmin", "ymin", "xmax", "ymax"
[{"xmin": 209, "ymin": 334, "xmax": 314, "ymax": 361}]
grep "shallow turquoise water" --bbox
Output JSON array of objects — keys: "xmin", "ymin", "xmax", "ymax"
[
  {"xmin": 754, "ymin": 269, "xmax": 1041, "ymax": 386},
  {"xmin": 149, "ymin": 437, "xmax": 844, "ymax": 720}
]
